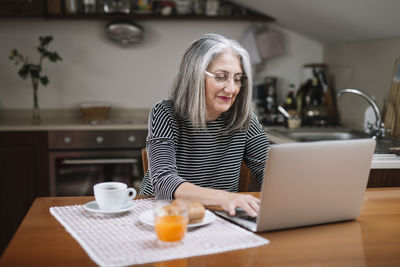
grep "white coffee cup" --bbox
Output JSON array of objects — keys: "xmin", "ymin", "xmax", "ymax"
[{"xmin": 94, "ymin": 182, "xmax": 136, "ymax": 211}]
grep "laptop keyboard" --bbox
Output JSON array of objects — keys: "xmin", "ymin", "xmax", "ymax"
[
  {"xmin": 214, "ymin": 209, "xmax": 258, "ymax": 232},
  {"xmin": 235, "ymin": 209, "xmax": 258, "ymax": 222}
]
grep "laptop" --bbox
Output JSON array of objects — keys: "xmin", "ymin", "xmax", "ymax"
[{"xmin": 214, "ymin": 139, "xmax": 376, "ymax": 232}]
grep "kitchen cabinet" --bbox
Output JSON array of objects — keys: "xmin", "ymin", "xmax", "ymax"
[
  {"xmin": 0, "ymin": 0, "xmax": 45, "ymax": 17},
  {"xmin": 368, "ymin": 169, "xmax": 400, "ymax": 187},
  {"xmin": 0, "ymin": 131, "xmax": 49, "ymax": 255},
  {"xmin": 0, "ymin": 126, "xmax": 148, "ymax": 255}
]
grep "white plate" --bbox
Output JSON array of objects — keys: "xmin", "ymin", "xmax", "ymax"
[
  {"xmin": 84, "ymin": 201, "xmax": 136, "ymax": 215},
  {"xmin": 138, "ymin": 209, "xmax": 216, "ymax": 228}
]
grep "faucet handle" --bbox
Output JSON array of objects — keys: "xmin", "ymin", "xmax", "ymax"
[
  {"xmin": 382, "ymin": 123, "xmax": 391, "ymax": 135},
  {"xmin": 375, "ymin": 122, "xmax": 390, "ymax": 138},
  {"xmin": 364, "ymin": 122, "xmax": 374, "ymax": 135},
  {"xmin": 367, "ymin": 122, "xmax": 389, "ymax": 138}
]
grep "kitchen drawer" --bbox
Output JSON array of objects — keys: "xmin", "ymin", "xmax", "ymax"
[{"xmin": 48, "ymin": 130, "xmax": 147, "ymax": 150}]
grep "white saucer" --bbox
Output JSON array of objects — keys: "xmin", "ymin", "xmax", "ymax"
[
  {"xmin": 138, "ymin": 210, "xmax": 216, "ymax": 228},
  {"xmin": 84, "ymin": 201, "xmax": 136, "ymax": 215}
]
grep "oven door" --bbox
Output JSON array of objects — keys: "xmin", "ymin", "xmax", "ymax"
[{"xmin": 49, "ymin": 150, "xmax": 142, "ymax": 196}]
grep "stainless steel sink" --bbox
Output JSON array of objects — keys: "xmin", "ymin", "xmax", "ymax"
[
  {"xmin": 266, "ymin": 126, "xmax": 400, "ymax": 153},
  {"xmin": 266, "ymin": 127, "xmax": 370, "ymax": 143},
  {"xmin": 281, "ymin": 130, "xmax": 368, "ymax": 142},
  {"xmin": 264, "ymin": 126, "xmax": 400, "ymax": 168}
]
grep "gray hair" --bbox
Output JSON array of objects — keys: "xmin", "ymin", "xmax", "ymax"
[{"xmin": 170, "ymin": 33, "xmax": 253, "ymax": 132}]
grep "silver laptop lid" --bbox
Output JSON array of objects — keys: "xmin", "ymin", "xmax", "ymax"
[{"xmin": 257, "ymin": 139, "xmax": 375, "ymax": 232}]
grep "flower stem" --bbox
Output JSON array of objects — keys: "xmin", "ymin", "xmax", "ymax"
[{"xmin": 32, "ymin": 77, "xmax": 41, "ymax": 124}]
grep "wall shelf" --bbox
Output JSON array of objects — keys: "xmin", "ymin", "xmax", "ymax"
[
  {"xmin": 0, "ymin": 0, "xmax": 275, "ymax": 22},
  {"xmin": 45, "ymin": 13, "xmax": 275, "ymax": 22}
]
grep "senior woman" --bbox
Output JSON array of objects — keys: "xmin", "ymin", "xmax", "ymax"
[{"xmin": 139, "ymin": 33, "xmax": 269, "ymax": 217}]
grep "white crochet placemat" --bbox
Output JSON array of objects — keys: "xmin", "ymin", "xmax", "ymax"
[{"xmin": 50, "ymin": 199, "xmax": 269, "ymax": 267}]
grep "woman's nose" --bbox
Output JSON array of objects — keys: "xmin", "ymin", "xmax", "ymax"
[{"xmin": 224, "ymin": 79, "xmax": 237, "ymax": 94}]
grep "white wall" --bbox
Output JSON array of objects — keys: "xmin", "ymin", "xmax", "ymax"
[
  {"xmin": 0, "ymin": 19, "xmax": 322, "ymax": 110},
  {"xmin": 255, "ymin": 25, "xmax": 324, "ymax": 103},
  {"xmin": 324, "ymin": 37, "xmax": 400, "ymax": 130}
]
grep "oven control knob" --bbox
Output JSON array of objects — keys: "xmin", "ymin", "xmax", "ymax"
[
  {"xmin": 96, "ymin": 136, "xmax": 104, "ymax": 144},
  {"xmin": 64, "ymin": 136, "xmax": 72, "ymax": 144},
  {"xmin": 128, "ymin": 135, "xmax": 136, "ymax": 143}
]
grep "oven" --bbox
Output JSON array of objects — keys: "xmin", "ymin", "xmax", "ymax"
[{"xmin": 48, "ymin": 129, "xmax": 147, "ymax": 196}]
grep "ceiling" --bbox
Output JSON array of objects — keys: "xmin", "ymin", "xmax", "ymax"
[{"xmin": 235, "ymin": 0, "xmax": 400, "ymax": 44}]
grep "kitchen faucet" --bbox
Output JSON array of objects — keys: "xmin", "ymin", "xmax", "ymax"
[{"xmin": 337, "ymin": 88, "xmax": 388, "ymax": 139}]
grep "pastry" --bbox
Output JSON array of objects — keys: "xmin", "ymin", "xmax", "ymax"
[
  {"xmin": 171, "ymin": 199, "xmax": 205, "ymax": 224},
  {"xmin": 187, "ymin": 201, "xmax": 205, "ymax": 223}
]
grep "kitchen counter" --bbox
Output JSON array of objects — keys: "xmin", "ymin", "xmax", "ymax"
[
  {"xmin": 0, "ymin": 108, "xmax": 149, "ymax": 131},
  {"xmin": 0, "ymin": 120, "xmax": 148, "ymax": 131},
  {"xmin": 264, "ymin": 126, "xmax": 400, "ymax": 169}
]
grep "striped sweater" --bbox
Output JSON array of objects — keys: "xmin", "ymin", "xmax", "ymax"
[{"xmin": 139, "ymin": 100, "xmax": 270, "ymax": 199}]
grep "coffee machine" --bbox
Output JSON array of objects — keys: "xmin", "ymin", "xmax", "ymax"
[
  {"xmin": 254, "ymin": 76, "xmax": 283, "ymax": 125},
  {"xmin": 299, "ymin": 64, "xmax": 337, "ymax": 126}
]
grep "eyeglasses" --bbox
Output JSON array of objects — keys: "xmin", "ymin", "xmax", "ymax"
[{"xmin": 205, "ymin": 71, "xmax": 247, "ymax": 88}]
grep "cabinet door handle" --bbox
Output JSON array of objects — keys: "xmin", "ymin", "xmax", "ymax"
[
  {"xmin": 62, "ymin": 158, "xmax": 138, "ymax": 165},
  {"xmin": 128, "ymin": 135, "xmax": 136, "ymax": 143},
  {"xmin": 64, "ymin": 136, "xmax": 72, "ymax": 144},
  {"xmin": 96, "ymin": 136, "xmax": 104, "ymax": 144}
]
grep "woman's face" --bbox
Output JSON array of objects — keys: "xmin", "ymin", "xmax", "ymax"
[{"xmin": 205, "ymin": 50, "xmax": 243, "ymax": 121}]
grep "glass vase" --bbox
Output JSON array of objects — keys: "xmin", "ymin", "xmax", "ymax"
[{"xmin": 32, "ymin": 87, "xmax": 41, "ymax": 124}]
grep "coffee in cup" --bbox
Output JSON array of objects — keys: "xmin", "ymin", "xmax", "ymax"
[{"xmin": 93, "ymin": 182, "xmax": 136, "ymax": 211}]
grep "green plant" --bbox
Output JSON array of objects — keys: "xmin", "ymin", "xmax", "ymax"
[{"xmin": 9, "ymin": 36, "xmax": 62, "ymax": 122}]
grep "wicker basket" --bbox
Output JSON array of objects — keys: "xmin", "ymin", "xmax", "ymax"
[{"xmin": 80, "ymin": 104, "xmax": 111, "ymax": 123}]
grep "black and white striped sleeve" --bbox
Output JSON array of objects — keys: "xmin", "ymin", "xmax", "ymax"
[
  {"xmin": 146, "ymin": 102, "xmax": 186, "ymax": 200},
  {"xmin": 243, "ymin": 113, "xmax": 270, "ymax": 184}
]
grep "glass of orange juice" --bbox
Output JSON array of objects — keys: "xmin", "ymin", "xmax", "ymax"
[{"xmin": 154, "ymin": 201, "xmax": 188, "ymax": 243}]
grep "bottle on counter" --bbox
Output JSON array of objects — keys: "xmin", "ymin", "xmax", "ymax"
[
  {"xmin": 83, "ymin": 0, "xmax": 96, "ymax": 13},
  {"xmin": 284, "ymin": 85, "xmax": 297, "ymax": 111},
  {"xmin": 65, "ymin": 0, "xmax": 79, "ymax": 13},
  {"xmin": 47, "ymin": 0, "xmax": 62, "ymax": 14}
]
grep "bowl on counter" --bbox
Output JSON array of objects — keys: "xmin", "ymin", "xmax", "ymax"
[{"xmin": 80, "ymin": 102, "xmax": 111, "ymax": 124}]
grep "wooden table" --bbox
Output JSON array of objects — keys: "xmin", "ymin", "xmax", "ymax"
[{"xmin": 1, "ymin": 189, "xmax": 400, "ymax": 266}]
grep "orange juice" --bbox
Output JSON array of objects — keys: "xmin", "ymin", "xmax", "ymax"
[{"xmin": 155, "ymin": 215, "xmax": 187, "ymax": 242}]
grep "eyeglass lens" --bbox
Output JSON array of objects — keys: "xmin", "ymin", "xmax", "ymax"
[{"xmin": 213, "ymin": 72, "xmax": 247, "ymax": 87}]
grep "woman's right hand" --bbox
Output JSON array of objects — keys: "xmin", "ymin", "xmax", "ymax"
[
  {"xmin": 218, "ymin": 191, "xmax": 260, "ymax": 217},
  {"xmin": 174, "ymin": 182, "xmax": 260, "ymax": 217}
]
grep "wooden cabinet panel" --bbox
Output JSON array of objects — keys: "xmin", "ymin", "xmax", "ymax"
[
  {"xmin": 0, "ymin": 131, "xmax": 48, "ymax": 255},
  {"xmin": 0, "ymin": 146, "xmax": 36, "ymax": 254},
  {"xmin": 368, "ymin": 169, "xmax": 400, "ymax": 187}
]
